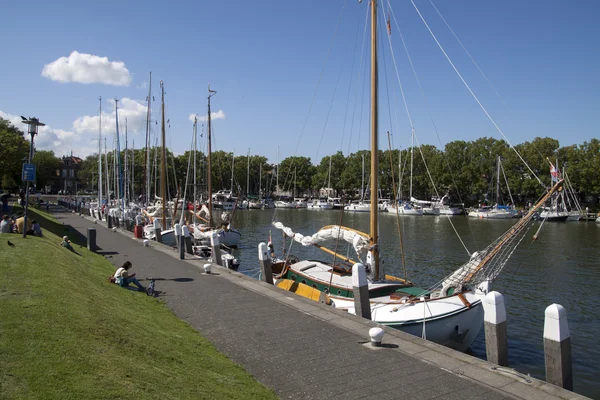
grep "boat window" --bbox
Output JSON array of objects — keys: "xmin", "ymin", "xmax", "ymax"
[
  {"xmin": 337, "ymin": 290, "xmax": 342, "ymax": 295},
  {"xmin": 312, "ymin": 284, "xmax": 317, "ymax": 288},
  {"xmin": 290, "ymin": 275, "xmax": 296, "ymax": 281},
  {"xmin": 301, "ymin": 280, "xmax": 307, "ymax": 284}
]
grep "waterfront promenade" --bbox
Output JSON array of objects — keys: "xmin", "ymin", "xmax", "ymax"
[{"xmin": 57, "ymin": 210, "xmax": 586, "ymax": 400}]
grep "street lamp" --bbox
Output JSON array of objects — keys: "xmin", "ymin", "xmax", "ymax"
[{"xmin": 21, "ymin": 116, "xmax": 45, "ymax": 238}]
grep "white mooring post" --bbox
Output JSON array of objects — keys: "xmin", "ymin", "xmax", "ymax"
[
  {"xmin": 352, "ymin": 263, "xmax": 371, "ymax": 320},
  {"xmin": 210, "ymin": 231, "xmax": 222, "ymax": 266},
  {"xmin": 483, "ymin": 291, "xmax": 508, "ymax": 366},
  {"xmin": 544, "ymin": 304, "xmax": 572, "ymax": 390},
  {"xmin": 258, "ymin": 242, "xmax": 273, "ymax": 285}
]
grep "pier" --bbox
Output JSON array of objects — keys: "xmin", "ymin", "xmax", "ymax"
[{"xmin": 55, "ymin": 208, "xmax": 588, "ymax": 400}]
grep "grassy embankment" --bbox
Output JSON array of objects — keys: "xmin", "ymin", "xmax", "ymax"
[{"xmin": 0, "ymin": 207, "xmax": 277, "ymax": 399}]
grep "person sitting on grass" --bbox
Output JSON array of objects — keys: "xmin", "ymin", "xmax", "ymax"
[
  {"xmin": 31, "ymin": 220, "xmax": 43, "ymax": 237},
  {"xmin": 61, "ymin": 235, "xmax": 73, "ymax": 249},
  {"xmin": 1, "ymin": 215, "xmax": 12, "ymax": 234},
  {"xmin": 113, "ymin": 261, "xmax": 145, "ymax": 292}
]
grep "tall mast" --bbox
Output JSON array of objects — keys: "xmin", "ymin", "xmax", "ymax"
[
  {"xmin": 115, "ymin": 99, "xmax": 124, "ymax": 211},
  {"xmin": 104, "ymin": 138, "xmax": 109, "ymax": 204},
  {"xmin": 124, "ymin": 118, "xmax": 128, "ymax": 203},
  {"xmin": 193, "ymin": 117, "xmax": 198, "ymax": 227},
  {"xmin": 328, "ymin": 155, "xmax": 332, "ymax": 197},
  {"xmin": 496, "ymin": 155, "xmax": 501, "ymax": 205},
  {"xmin": 294, "ymin": 166, "xmax": 297, "ymax": 199},
  {"xmin": 145, "ymin": 72, "xmax": 152, "ymax": 205},
  {"xmin": 361, "ymin": 153, "xmax": 365, "ymax": 201},
  {"xmin": 247, "ymin": 148, "xmax": 250, "ymax": 197},
  {"xmin": 369, "ymin": 0, "xmax": 380, "ymax": 280},
  {"xmin": 207, "ymin": 85, "xmax": 216, "ymax": 227},
  {"xmin": 160, "ymin": 81, "xmax": 167, "ymax": 229},
  {"xmin": 259, "ymin": 163, "xmax": 262, "ymax": 198},
  {"xmin": 230, "ymin": 151, "xmax": 235, "ymax": 194},
  {"xmin": 276, "ymin": 147, "xmax": 279, "ymax": 197},
  {"xmin": 131, "ymin": 139, "xmax": 134, "ymax": 201},
  {"xmin": 98, "ymin": 97, "xmax": 103, "ymax": 208},
  {"xmin": 409, "ymin": 129, "xmax": 414, "ymax": 200}
]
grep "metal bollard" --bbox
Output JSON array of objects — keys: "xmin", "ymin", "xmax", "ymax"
[
  {"xmin": 483, "ymin": 291, "xmax": 508, "ymax": 366},
  {"xmin": 87, "ymin": 227, "xmax": 97, "ymax": 252},
  {"xmin": 352, "ymin": 263, "xmax": 371, "ymax": 320},
  {"xmin": 544, "ymin": 304, "xmax": 572, "ymax": 390},
  {"xmin": 107, "ymin": 215, "xmax": 113, "ymax": 229},
  {"xmin": 258, "ymin": 242, "xmax": 273, "ymax": 285}
]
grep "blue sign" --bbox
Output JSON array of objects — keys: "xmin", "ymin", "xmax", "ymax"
[{"xmin": 22, "ymin": 163, "xmax": 36, "ymax": 182}]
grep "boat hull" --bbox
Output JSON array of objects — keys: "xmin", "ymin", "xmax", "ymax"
[{"xmin": 332, "ymin": 294, "xmax": 484, "ymax": 352}]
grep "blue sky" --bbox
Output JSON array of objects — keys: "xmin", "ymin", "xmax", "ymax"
[{"xmin": 1, "ymin": 0, "xmax": 598, "ymax": 164}]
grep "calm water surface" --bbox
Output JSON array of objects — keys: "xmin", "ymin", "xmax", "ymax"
[{"xmin": 229, "ymin": 209, "xmax": 599, "ymax": 399}]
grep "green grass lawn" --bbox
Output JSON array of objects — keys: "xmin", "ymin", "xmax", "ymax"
[{"xmin": 0, "ymin": 209, "xmax": 277, "ymax": 399}]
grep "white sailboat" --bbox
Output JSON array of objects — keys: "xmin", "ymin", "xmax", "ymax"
[
  {"xmin": 468, "ymin": 156, "xmax": 519, "ymax": 219},
  {"xmin": 262, "ymin": 0, "xmax": 564, "ymax": 351},
  {"xmin": 345, "ymin": 154, "xmax": 371, "ymax": 213},
  {"xmin": 189, "ymin": 86, "xmax": 241, "ymax": 247}
]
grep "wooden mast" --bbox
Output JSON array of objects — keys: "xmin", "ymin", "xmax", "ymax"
[
  {"xmin": 160, "ymin": 81, "xmax": 167, "ymax": 230},
  {"xmin": 370, "ymin": 0, "xmax": 380, "ymax": 280},
  {"xmin": 207, "ymin": 86, "xmax": 216, "ymax": 227}
]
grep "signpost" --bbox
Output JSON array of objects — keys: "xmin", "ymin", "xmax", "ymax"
[
  {"xmin": 22, "ymin": 164, "xmax": 36, "ymax": 182},
  {"xmin": 21, "ymin": 117, "xmax": 45, "ymax": 238}
]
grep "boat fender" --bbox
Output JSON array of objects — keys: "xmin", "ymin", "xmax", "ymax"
[{"xmin": 440, "ymin": 283, "xmax": 459, "ymax": 298}]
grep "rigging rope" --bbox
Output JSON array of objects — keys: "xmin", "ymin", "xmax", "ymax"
[{"xmin": 408, "ymin": 0, "xmax": 545, "ymax": 188}]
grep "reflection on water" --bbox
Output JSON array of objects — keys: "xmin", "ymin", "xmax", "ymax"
[{"xmin": 231, "ymin": 209, "xmax": 600, "ymax": 399}]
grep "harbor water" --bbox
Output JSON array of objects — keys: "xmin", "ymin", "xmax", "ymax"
[{"xmin": 229, "ymin": 208, "xmax": 600, "ymax": 399}]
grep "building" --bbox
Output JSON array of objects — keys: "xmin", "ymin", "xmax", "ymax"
[{"xmin": 48, "ymin": 154, "xmax": 82, "ymax": 194}]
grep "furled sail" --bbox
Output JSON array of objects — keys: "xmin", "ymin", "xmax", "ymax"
[{"xmin": 272, "ymin": 222, "xmax": 370, "ymax": 262}]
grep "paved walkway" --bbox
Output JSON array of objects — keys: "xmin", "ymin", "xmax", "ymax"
[{"xmin": 56, "ymin": 211, "xmax": 586, "ymax": 400}]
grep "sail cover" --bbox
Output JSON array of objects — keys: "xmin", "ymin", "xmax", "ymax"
[{"xmin": 272, "ymin": 222, "xmax": 369, "ymax": 262}]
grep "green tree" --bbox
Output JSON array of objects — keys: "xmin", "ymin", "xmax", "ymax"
[
  {"xmin": 0, "ymin": 118, "xmax": 29, "ymax": 190},
  {"xmin": 32, "ymin": 150, "xmax": 61, "ymax": 189}
]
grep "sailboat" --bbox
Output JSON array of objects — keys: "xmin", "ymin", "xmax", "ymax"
[
  {"xmin": 344, "ymin": 154, "xmax": 370, "ymax": 212},
  {"xmin": 539, "ymin": 160, "xmax": 569, "ymax": 222},
  {"xmin": 261, "ymin": 0, "xmax": 565, "ymax": 351},
  {"xmin": 143, "ymin": 81, "xmax": 177, "ymax": 246},
  {"xmin": 386, "ymin": 146, "xmax": 422, "ymax": 215},
  {"xmin": 189, "ymin": 86, "xmax": 241, "ymax": 248},
  {"xmin": 468, "ymin": 156, "xmax": 519, "ymax": 219}
]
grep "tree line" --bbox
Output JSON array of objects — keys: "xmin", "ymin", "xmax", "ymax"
[{"xmin": 2, "ymin": 118, "xmax": 599, "ymax": 206}]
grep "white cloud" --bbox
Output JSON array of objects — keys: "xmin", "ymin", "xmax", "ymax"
[
  {"xmin": 0, "ymin": 110, "xmax": 86, "ymax": 156},
  {"xmin": 0, "ymin": 100, "xmax": 147, "ymax": 158},
  {"xmin": 73, "ymin": 98, "xmax": 148, "ymax": 139},
  {"xmin": 188, "ymin": 109, "xmax": 226, "ymax": 122},
  {"xmin": 41, "ymin": 51, "xmax": 132, "ymax": 86}
]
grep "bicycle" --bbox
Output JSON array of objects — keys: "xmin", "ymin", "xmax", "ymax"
[{"xmin": 146, "ymin": 278, "xmax": 156, "ymax": 297}]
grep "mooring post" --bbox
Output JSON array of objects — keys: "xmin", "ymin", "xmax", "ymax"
[
  {"xmin": 258, "ymin": 242, "xmax": 273, "ymax": 285},
  {"xmin": 211, "ymin": 231, "xmax": 222, "ymax": 266},
  {"xmin": 483, "ymin": 291, "xmax": 508, "ymax": 366},
  {"xmin": 153, "ymin": 219, "xmax": 162, "ymax": 243},
  {"xmin": 352, "ymin": 263, "xmax": 371, "ymax": 320},
  {"xmin": 107, "ymin": 215, "xmax": 113, "ymax": 229},
  {"xmin": 544, "ymin": 304, "xmax": 572, "ymax": 390},
  {"xmin": 175, "ymin": 224, "xmax": 184, "ymax": 260},
  {"xmin": 87, "ymin": 227, "xmax": 97, "ymax": 252},
  {"xmin": 182, "ymin": 225, "xmax": 193, "ymax": 255},
  {"xmin": 174, "ymin": 223, "xmax": 181, "ymax": 251}
]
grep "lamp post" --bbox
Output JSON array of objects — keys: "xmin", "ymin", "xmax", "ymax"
[{"xmin": 21, "ymin": 116, "xmax": 45, "ymax": 238}]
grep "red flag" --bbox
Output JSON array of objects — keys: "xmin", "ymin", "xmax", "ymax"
[
  {"xmin": 387, "ymin": 14, "xmax": 391, "ymax": 35},
  {"xmin": 549, "ymin": 162, "xmax": 560, "ymax": 182}
]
